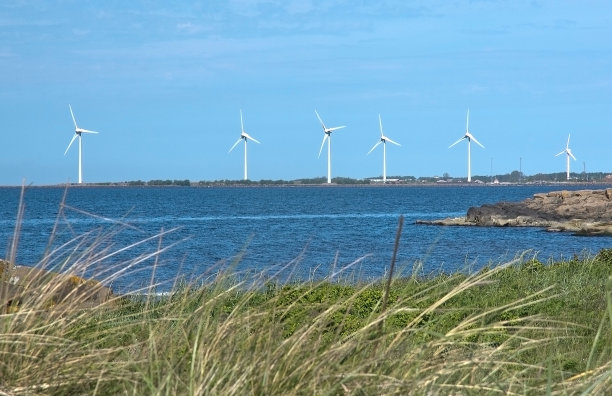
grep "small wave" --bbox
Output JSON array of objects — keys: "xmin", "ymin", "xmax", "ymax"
[{"xmin": 0, "ymin": 211, "xmax": 463, "ymax": 228}]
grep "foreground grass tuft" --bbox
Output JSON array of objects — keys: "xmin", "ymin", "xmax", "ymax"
[{"xmin": 3, "ymin": 248, "xmax": 612, "ymax": 394}]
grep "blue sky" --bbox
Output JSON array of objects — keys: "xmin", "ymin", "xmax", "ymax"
[{"xmin": 1, "ymin": 0, "xmax": 611, "ymax": 185}]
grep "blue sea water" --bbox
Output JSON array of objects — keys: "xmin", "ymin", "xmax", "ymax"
[{"xmin": 1, "ymin": 184, "xmax": 611, "ymax": 293}]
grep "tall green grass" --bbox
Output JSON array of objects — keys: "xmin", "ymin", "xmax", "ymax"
[
  {"xmin": 2, "ymin": 188, "xmax": 612, "ymax": 394},
  {"xmin": 4, "ymin": 253, "xmax": 612, "ymax": 394}
]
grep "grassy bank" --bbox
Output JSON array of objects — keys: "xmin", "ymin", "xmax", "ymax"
[{"xmin": 2, "ymin": 249, "xmax": 612, "ymax": 394}]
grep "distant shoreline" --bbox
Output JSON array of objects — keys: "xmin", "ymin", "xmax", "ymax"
[{"xmin": 1, "ymin": 181, "xmax": 611, "ymax": 189}]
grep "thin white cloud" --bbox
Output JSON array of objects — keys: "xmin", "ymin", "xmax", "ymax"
[
  {"xmin": 177, "ymin": 22, "xmax": 206, "ymax": 34},
  {"xmin": 0, "ymin": 17, "xmax": 58, "ymax": 28},
  {"xmin": 284, "ymin": 0, "xmax": 314, "ymax": 15},
  {"xmin": 72, "ymin": 28, "xmax": 90, "ymax": 36}
]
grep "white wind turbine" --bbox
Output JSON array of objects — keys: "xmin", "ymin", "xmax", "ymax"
[
  {"xmin": 367, "ymin": 114, "xmax": 401, "ymax": 183},
  {"xmin": 229, "ymin": 110, "xmax": 260, "ymax": 180},
  {"xmin": 64, "ymin": 104, "xmax": 99, "ymax": 184},
  {"xmin": 316, "ymin": 110, "xmax": 346, "ymax": 184},
  {"xmin": 449, "ymin": 109, "xmax": 485, "ymax": 182},
  {"xmin": 555, "ymin": 134, "xmax": 576, "ymax": 181}
]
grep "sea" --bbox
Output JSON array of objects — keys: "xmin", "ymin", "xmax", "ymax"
[{"xmin": 1, "ymin": 184, "xmax": 611, "ymax": 293}]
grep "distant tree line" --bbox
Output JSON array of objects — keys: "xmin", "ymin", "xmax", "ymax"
[
  {"xmin": 139, "ymin": 179, "xmax": 191, "ymax": 186},
  {"xmin": 470, "ymin": 171, "xmax": 608, "ymax": 183},
  {"xmin": 105, "ymin": 171, "xmax": 612, "ymax": 187}
]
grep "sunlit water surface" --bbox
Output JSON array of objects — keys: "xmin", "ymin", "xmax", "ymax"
[{"xmin": 1, "ymin": 185, "xmax": 611, "ymax": 293}]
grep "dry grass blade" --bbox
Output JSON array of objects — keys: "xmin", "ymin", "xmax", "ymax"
[
  {"xmin": 7, "ymin": 182, "xmax": 27, "ymax": 267},
  {"xmin": 382, "ymin": 215, "xmax": 403, "ymax": 313}
]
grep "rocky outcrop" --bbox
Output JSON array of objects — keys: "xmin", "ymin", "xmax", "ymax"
[
  {"xmin": 1, "ymin": 260, "xmax": 113, "ymax": 312},
  {"xmin": 417, "ymin": 189, "xmax": 612, "ymax": 236}
]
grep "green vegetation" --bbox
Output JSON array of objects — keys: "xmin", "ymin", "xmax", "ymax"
[
  {"xmin": 155, "ymin": 171, "xmax": 610, "ymax": 186},
  {"xmin": 3, "ymin": 249, "xmax": 612, "ymax": 394},
  {"xmin": 147, "ymin": 179, "xmax": 191, "ymax": 186},
  {"xmin": 196, "ymin": 176, "xmax": 371, "ymax": 185},
  {"xmin": 56, "ymin": 171, "xmax": 612, "ymax": 187},
  {"xmin": 470, "ymin": 171, "xmax": 609, "ymax": 184}
]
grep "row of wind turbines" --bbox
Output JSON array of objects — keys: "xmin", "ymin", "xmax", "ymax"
[
  {"xmin": 225, "ymin": 108, "xmax": 579, "ymax": 183},
  {"xmin": 446, "ymin": 109, "xmax": 577, "ymax": 182},
  {"xmin": 229, "ymin": 109, "xmax": 401, "ymax": 184},
  {"xmin": 63, "ymin": 105, "xmax": 578, "ymax": 184}
]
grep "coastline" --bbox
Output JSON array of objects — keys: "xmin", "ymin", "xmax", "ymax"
[
  {"xmin": 1, "ymin": 181, "xmax": 611, "ymax": 189},
  {"xmin": 418, "ymin": 188, "xmax": 612, "ymax": 236}
]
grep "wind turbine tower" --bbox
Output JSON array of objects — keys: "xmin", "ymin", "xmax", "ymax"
[
  {"xmin": 64, "ymin": 104, "xmax": 99, "ymax": 184},
  {"xmin": 367, "ymin": 114, "xmax": 401, "ymax": 183},
  {"xmin": 229, "ymin": 110, "xmax": 260, "ymax": 181},
  {"xmin": 555, "ymin": 134, "xmax": 576, "ymax": 181},
  {"xmin": 315, "ymin": 110, "xmax": 346, "ymax": 184},
  {"xmin": 449, "ymin": 109, "xmax": 485, "ymax": 182}
]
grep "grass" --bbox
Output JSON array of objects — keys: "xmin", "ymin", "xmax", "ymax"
[
  {"xmin": 2, "ymin": 190, "xmax": 612, "ymax": 394},
  {"xmin": 3, "ymin": 253, "xmax": 612, "ymax": 394}
]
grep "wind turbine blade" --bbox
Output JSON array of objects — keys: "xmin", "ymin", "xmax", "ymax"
[
  {"xmin": 246, "ymin": 134, "xmax": 261, "ymax": 144},
  {"xmin": 229, "ymin": 138, "xmax": 242, "ymax": 153},
  {"xmin": 386, "ymin": 137, "xmax": 401, "ymax": 146},
  {"xmin": 318, "ymin": 134, "xmax": 328, "ymax": 158},
  {"xmin": 471, "ymin": 135, "xmax": 485, "ymax": 148},
  {"xmin": 69, "ymin": 104, "xmax": 78, "ymax": 129},
  {"xmin": 555, "ymin": 150, "xmax": 565, "ymax": 157},
  {"xmin": 328, "ymin": 126, "xmax": 346, "ymax": 132},
  {"xmin": 367, "ymin": 140, "xmax": 382, "ymax": 155},
  {"xmin": 79, "ymin": 129, "xmax": 99, "ymax": 134},
  {"xmin": 240, "ymin": 109, "xmax": 244, "ymax": 132},
  {"xmin": 466, "ymin": 108, "xmax": 470, "ymax": 132},
  {"xmin": 64, "ymin": 134, "xmax": 78, "ymax": 155},
  {"xmin": 569, "ymin": 151, "xmax": 577, "ymax": 161},
  {"xmin": 379, "ymin": 114, "xmax": 383, "ymax": 136},
  {"xmin": 566, "ymin": 134, "xmax": 571, "ymax": 149},
  {"xmin": 449, "ymin": 137, "xmax": 465, "ymax": 148},
  {"xmin": 314, "ymin": 109, "xmax": 326, "ymax": 128}
]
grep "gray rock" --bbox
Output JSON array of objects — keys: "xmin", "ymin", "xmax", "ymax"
[{"xmin": 418, "ymin": 189, "xmax": 612, "ymax": 236}]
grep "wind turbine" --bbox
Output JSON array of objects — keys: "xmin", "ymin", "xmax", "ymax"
[
  {"xmin": 229, "ymin": 110, "xmax": 260, "ymax": 180},
  {"xmin": 64, "ymin": 104, "xmax": 99, "ymax": 184},
  {"xmin": 315, "ymin": 110, "xmax": 346, "ymax": 184},
  {"xmin": 555, "ymin": 134, "xmax": 576, "ymax": 181},
  {"xmin": 367, "ymin": 114, "xmax": 401, "ymax": 183},
  {"xmin": 448, "ymin": 109, "xmax": 485, "ymax": 182}
]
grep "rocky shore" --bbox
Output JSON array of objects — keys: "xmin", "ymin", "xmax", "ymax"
[{"xmin": 417, "ymin": 189, "xmax": 612, "ymax": 236}]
